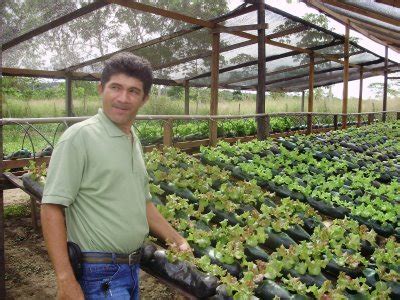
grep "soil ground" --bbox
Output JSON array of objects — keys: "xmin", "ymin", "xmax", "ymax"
[{"xmin": 4, "ymin": 188, "xmax": 181, "ymax": 300}]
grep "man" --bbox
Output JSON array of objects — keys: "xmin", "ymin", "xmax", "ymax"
[{"xmin": 41, "ymin": 53, "xmax": 190, "ymax": 300}]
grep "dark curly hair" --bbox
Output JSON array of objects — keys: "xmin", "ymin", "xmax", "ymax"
[{"xmin": 101, "ymin": 52, "xmax": 153, "ymax": 96}]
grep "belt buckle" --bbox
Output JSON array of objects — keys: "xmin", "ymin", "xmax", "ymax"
[{"xmin": 128, "ymin": 250, "xmax": 138, "ymax": 265}]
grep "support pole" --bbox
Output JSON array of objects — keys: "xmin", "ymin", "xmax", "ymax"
[
  {"xmin": 265, "ymin": 115, "xmax": 270, "ymax": 137},
  {"xmin": 256, "ymin": 0, "xmax": 266, "ymax": 140},
  {"xmin": 209, "ymin": 32, "xmax": 220, "ymax": 147},
  {"xmin": 0, "ymin": 54, "xmax": 5, "ymax": 299},
  {"xmin": 383, "ymin": 46, "xmax": 388, "ymax": 122},
  {"xmin": 342, "ymin": 24, "xmax": 350, "ymax": 129},
  {"xmin": 301, "ymin": 90, "xmax": 305, "ymax": 112},
  {"xmin": 357, "ymin": 67, "xmax": 363, "ymax": 127},
  {"xmin": 30, "ymin": 196, "xmax": 38, "ymax": 231},
  {"xmin": 368, "ymin": 113, "xmax": 374, "ymax": 125},
  {"xmin": 163, "ymin": 119, "xmax": 173, "ymax": 147},
  {"xmin": 66, "ymin": 76, "xmax": 73, "ymax": 117},
  {"xmin": 333, "ymin": 115, "xmax": 338, "ymax": 130},
  {"xmin": 307, "ymin": 53, "xmax": 314, "ymax": 135},
  {"xmin": 184, "ymin": 80, "xmax": 190, "ymax": 115}
]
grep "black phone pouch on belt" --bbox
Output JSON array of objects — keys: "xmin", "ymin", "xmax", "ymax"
[{"xmin": 67, "ymin": 241, "xmax": 83, "ymax": 280}]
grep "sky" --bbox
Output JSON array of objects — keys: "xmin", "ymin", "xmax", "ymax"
[{"xmin": 228, "ymin": 0, "xmax": 399, "ymax": 99}]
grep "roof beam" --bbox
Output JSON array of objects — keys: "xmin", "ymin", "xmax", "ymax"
[
  {"xmin": 319, "ymin": 0, "xmax": 400, "ymax": 27},
  {"xmin": 64, "ymin": 27, "xmax": 201, "ymax": 72},
  {"xmin": 2, "ymin": 1, "xmax": 108, "ymax": 51},
  {"xmin": 272, "ymin": 64, "xmax": 400, "ymax": 91},
  {"xmin": 266, "ymin": 25, "xmax": 309, "ymax": 39},
  {"xmin": 223, "ymin": 59, "xmax": 332, "ymax": 85},
  {"xmin": 70, "ymin": 1, "xmax": 352, "ymax": 73},
  {"xmin": 153, "ymin": 40, "xmax": 255, "ymax": 71},
  {"xmin": 239, "ymin": 59, "xmax": 391, "ymax": 90},
  {"xmin": 153, "ymin": 25, "xmax": 307, "ymax": 71},
  {"xmin": 1, "ymin": 67, "xmax": 181, "ymax": 86},
  {"xmin": 2, "ymin": 68, "xmax": 95, "ymax": 80},
  {"xmin": 108, "ymin": 0, "xmax": 259, "ymax": 41},
  {"xmin": 304, "ymin": 0, "xmax": 400, "ymax": 54},
  {"xmin": 350, "ymin": 22, "xmax": 400, "ymax": 48},
  {"xmin": 348, "ymin": 15, "xmax": 400, "ymax": 36},
  {"xmin": 64, "ymin": 2, "xmax": 257, "ymax": 71},
  {"xmin": 105, "ymin": 0, "xmax": 212, "ymax": 27},
  {"xmin": 264, "ymin": 2, "xmax": 344, "ymax": 40},
  {"xmin": 211, "ymin": 23, "xmax": 268, "ymax": 33},
  {"xmin": 188, "ymin": 40, "xmax": 345, "ymax": 81},
  {"xmin": 108, "ymin": 0, "xmax": 336, "ymax": 57},
  {"xmin": 376, "ymin": 0, "xmax": 400, "ymax": 8}
]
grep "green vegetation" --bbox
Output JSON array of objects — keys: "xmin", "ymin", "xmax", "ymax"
[
  {"xmin": 20, "ymin": 124, "xmax": 400, "ymax": 298},
  {"xmin": 3, "ymin": 76, "xmax": 399, "ymax": 155},
  {"xmin": 143, "ymin": 144, "xmax": 398, "ymax": 298},
  {"xmin": 4, "ymin": 204, "xmax": 30, "ymax": 219}
]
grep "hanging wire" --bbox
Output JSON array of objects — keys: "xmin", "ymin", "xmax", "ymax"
[
  {"xmin": 7, "ymin": 121, "xmax": 37, "ymax": 160},
  {"xmin": 21, "ymin": 123, "xmax": 54, "ymax": 149}
]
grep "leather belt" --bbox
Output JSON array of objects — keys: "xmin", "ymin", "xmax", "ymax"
[{"xmin": 82, "ymin": 248, "xmax": 142, "ymax": 265}]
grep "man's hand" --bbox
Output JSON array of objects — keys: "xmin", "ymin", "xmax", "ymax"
[
  {"xmin": 177, "ymin": 239, "xmax": 192, "ymax": 253},
  {"xmin": 57, "ymin": 277, "xmax": 84, "ymax": 300},
  {"xmin": 41, "ymin": 204, "xmax": 84, "ymax": 299},
  {"xmin": 147, "ymin": 202, "xmax": 193, "ymax": 254}
]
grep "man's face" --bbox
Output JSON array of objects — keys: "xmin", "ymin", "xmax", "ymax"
[{"xmin": 99, "ymin": 73, "xmax": 148, "ymax": 133}]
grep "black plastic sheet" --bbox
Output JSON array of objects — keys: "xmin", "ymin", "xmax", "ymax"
[
  {"xmin": 264, "ymin": 227, "xmax": 297, "ymax": 250},
  {"xmin": 21, "ymin": 173, "xmax": 44, "ymax": 199},
  {"xmin": 191, "ymin": 244, "xmax": 242, "ymax": 278},
  {"xmin": 143, "ymin": 245, "xmax": 218, "ymax": 299}
]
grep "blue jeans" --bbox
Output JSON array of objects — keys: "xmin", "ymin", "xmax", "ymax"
[{"xmin": 79, "ymin": 261, "xmax": 140, "ymax": 299}]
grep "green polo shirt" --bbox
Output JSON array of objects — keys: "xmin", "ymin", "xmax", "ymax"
[{"xmin": 42, "ymin": 109, "xmax": 151, "ymax": 254}]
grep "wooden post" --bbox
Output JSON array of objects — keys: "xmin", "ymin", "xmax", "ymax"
[
  {"xmin": 333, "ymin": 115, "xmax": 338, "ymax": 130},
  {"xmin": 209, "ymin": 32, "xmax": 220, "ymax": 147},
  {"xmin": 163, "ymin": 119, "xmax": 173, "ymax": 147},
  {"xmin": 368, "ymin": 113, "xmax": 374, "ymax": 125},
  {"xmin": 383, "ymin": 46, "xmax": 388, "ymax": 122},
  {"xmin": 256, "ymin": 0, "xmax": 266, "ymax": 140},
  {"xmin": 0, "ymin": 52, "xmax": 5, "ymax": 298},
  {"xmin": 301, "ymin": 90, "xmax": 305, "ymax": 112},
  {"xmin": 265, "ymin": 115, "xmax": 270, "ymax": 137},
  {"xmin": 30, "ymin": 197, "xmax": 38, "ymax": 231},
  {"xmin": 184, "ymin": 80, "xmax": 190, "ymax": 115},
  {"xmin": 307, "ymin": 53, "xmax": 314, "ymax": 135},
  {"xmin": 342, "ymin": 24, "xmax": 350, "ymax": 129},
  {"xmin": 357, "ymin": 67, "xmax": 363, "ymax": 127},
  {"xmin": 306, "ymin": 114, "xmax": 312, "ymax": 134},
  {"xmin": 66, "ymin": 76, "xmax": 73, "ymax": 117},
  {"xmin": 397, "ymin": 112, "xmax": 400, "ymax": 120}
]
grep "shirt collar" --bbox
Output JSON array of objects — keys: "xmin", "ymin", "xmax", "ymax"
[{"xmin": 97, "ymin": 108, "xmax": 130, "ymax": 137}]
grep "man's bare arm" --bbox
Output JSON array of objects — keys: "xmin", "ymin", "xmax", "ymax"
[
  {"xmin": 146, "ymin": 202, "xmax": 190, "ymax": 251},
  {"xmin": 41, "ymin": 204, "xmax": 84, "ymax": 300}
]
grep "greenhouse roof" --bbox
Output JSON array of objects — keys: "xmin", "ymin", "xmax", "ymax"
[
  {"xmin": 303, "ymin": 0, "xmax": 400, "ymax": 54},
  {"xmin": 1, "ymin": 0, "xmax": 399, "ymax": 92}
]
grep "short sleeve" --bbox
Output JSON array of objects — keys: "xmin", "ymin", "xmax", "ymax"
[
  {"xmin": 42, "ymin": 137, "xmax": 85, "ymax": 207},
  {"xmin": 134, "ymin": 133, "xmax": 152, "ymax": 203}
]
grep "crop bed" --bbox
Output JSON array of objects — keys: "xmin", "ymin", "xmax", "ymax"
[{"xmin": 21, "ymin": 121, "xmax": 400, "ymax": 299}]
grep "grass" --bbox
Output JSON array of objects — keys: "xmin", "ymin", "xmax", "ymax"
[
  {"xmin": 190, "ymin": 97, "xmax": 400, "ymax": 115},
  {"xmin": 3, "ymin": 96, "xmax": 102, "ymax": 118},
  {"xmin": 4, "ymin": 204, "xmax": 30, "ymax": 219},
  {"xmin": 4, "ymin": 94, "xmax": 400, "ymax": 118}
]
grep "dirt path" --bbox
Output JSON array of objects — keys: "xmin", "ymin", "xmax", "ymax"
[{"xmin": 4, "ymin": 189, "xmax": 179, "ymax": 300}]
